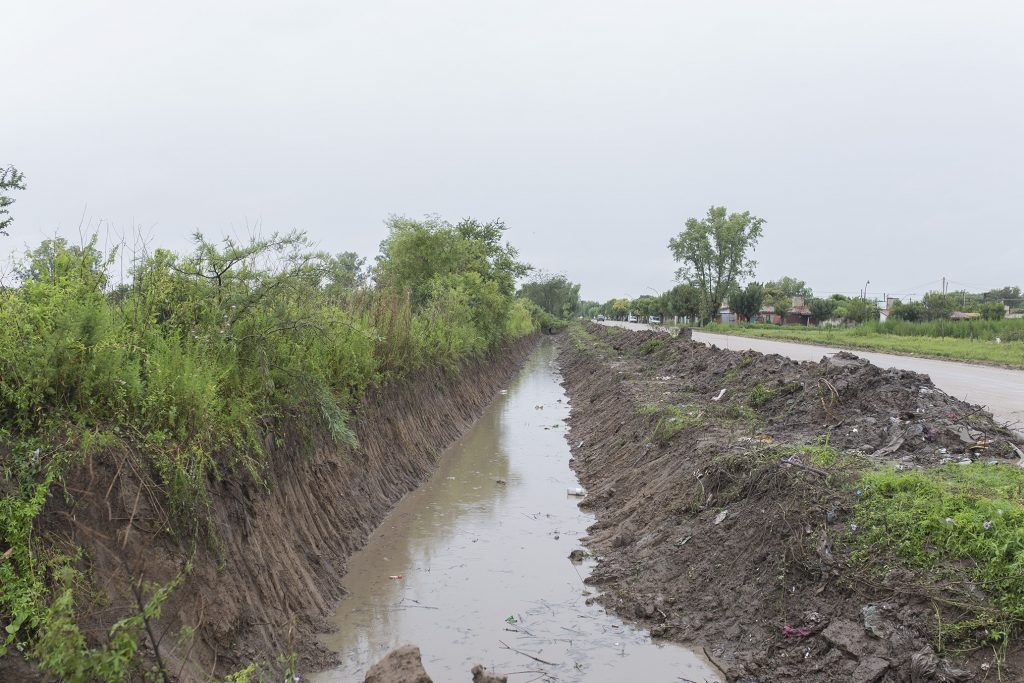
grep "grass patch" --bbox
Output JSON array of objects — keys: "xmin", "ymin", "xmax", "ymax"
[
  {"xmin": 702, "ymin": 323, "xmax": 1024, "ymax": 368},
  {"xmin": 639, "ymin": 338, "xmax": 664, "ymax": 355},
  {"xmin": 851, "ymin": 464, "xmax": 1024, "ymax": 647},
  {"xmin": 748, "ymin": 381, "xmax": 802, "ymax": 407},
  {"xmin": 638, "ymin": 403, "xmax": 704, "ymax": 444}
]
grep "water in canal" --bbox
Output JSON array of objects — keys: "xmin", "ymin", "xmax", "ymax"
[{"xmin": 312, "ymin": 341, "xmax": 722, "ymax": 682}]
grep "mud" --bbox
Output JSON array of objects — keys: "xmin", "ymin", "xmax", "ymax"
[
  {"xmin": 558, "ymin": 323, "xmax": 1024, "ymax": 682},
  {"xmin": 312, "ymin": 342, "xmax": 722, "ymax": 683},
  {"xmin": 10, "ymin": 335, "xmax": 540, "ymax": 681}
]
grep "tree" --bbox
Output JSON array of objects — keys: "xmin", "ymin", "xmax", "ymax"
[
  {"xmin": 808, "ymin": 297, "xmax": 837, "ymax": 323},
  {"xmin": 890, "ymin": 300, "xmax": 925, "ymax": 322},
  {"xmin": 844, "ymin": 297, "xmax": 879, "ymax": 324},
  {"xmin": 668, "ymin": 206, "xmax": 764, "ymax": 323},
  {"xmin": 730, "ymin": 282, "xmax": 764, "ymax": 322},
  {"xmin": 978, "ymin": 301, "xmax": 1006, "ymax": 321},
  {"xmin": 922, "ymin": 292, "xmax": 955, "ymax": 321},
  {"xmin": 664, "ymin": 283, "xmax": 701, "ymax": 321},
  {"xmin": 375, "ymin": 216, "xmax": 530, "ymax": 309},
  {"xmin": 1, "ymin": 165, "xmax": 26, "ymax": 236},
  {"xmin": 517, "ymin": 273, "xmax": 581, "ymax": 319},
  {"xmin": 630, "ymin": 294, "xmax": 659, "ymax": 317},
  {"xmin": 609, "ymin": 298, "xmax": 631, "ymax": 319}
]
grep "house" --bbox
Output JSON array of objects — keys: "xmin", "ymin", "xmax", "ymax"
[
  {"xmin": 950, "ymin": 311, "xmax": 981, "ymax": 321},
  {"xmin": 784, "ymin": 297, "xmax": 813, "ymax": 326},
  {"xmin": 755, "ymin": 304, "xmax": 780, "ymax": 325}
]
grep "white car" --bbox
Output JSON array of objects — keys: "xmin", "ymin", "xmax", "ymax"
[
  {"xmin": 627, "ymin": 314, "xmax": 638, "ymax": 323},
  {"xmin": 649, "ymin": 315, "xmax": 662, "ymax": 325}
]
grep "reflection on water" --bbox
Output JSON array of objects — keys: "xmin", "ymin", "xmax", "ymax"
[{"xmin": 312, "ymin": 342, "xmax": 723, "ymax": 682}]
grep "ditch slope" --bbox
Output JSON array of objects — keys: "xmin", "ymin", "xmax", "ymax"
[
  {"xmin": 559, "ymin": 323, "xmax": 1024, "ymax": 682},
  {"xmin": 4, "ymin": 335, "xmax": 538, "ymax": 682}
]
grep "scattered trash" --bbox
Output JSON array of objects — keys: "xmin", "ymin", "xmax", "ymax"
[
  {"xmin": 983, "ymin": 520, "xmax": 993, "ymax": 530},
  {"xmin": 495, "ymin": 479, "xmax": 507, "ymax": 485},
  {"xmin": 504, "ymin": 615, "xmax": 517, "ymax": 625},
  {"xmin": 713, "ymin": 509, "xmax": 729, "ymax": 525},
  {"xmin": 711, "ymin": 388, "xmax": 726, "ymax": 402},
  {"xmin": 567, "ymin": 487, "xmax": 587, "ymax": 497},
  {"xmin": 388, "ymin": 575, "xmax": 403, "ymax": 580},
  {"xmin": 499, "ymin": 389, "xmax": 508, "ymax": 394},
  {"xmin": 568, "ymin": 549, "xmax": 589, "ymax": 563},
  {"xmin": 956, "ymin": 458, "xmax": 972, "ymax": 465},
  {"xmin": 577, "ymin": 440, "xmax": 585, "ymax": 448}
]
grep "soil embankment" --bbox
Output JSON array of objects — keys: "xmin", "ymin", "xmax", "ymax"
[
  {"xmin": 17, "ymin": 335, "xmax": 538, "ymax": 681},
  {"xmin": 559, "ymin": 323, "xmax": 1024, "ymax": 682}
]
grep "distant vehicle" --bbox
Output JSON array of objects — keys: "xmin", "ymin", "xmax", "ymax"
[
  {"xmin": 596, "ymin": 314, "xmax": 606, "ymax": 321},
  {"xmin": 627, "ymin": 314, "xmax": 638, "ymax": 323},
  {"xmin": 649, "ymin": 315, "xmax": 662, "ymax": 325}
]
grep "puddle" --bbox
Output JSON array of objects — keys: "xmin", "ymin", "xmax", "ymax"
[{"xmin": 312, "ymin": 341, "xmax": 723, "ymax": 682}]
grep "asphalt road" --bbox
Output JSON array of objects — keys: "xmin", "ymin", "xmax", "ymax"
[{"xmin": 598, "ymin": 320, "xmax": 1024, "ymax": 431}]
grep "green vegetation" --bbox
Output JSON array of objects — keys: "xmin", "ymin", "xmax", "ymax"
[
  {"xmin": 517, "ymin": 273, "xmax": 580, "ymax": 319},
  {"xmin": 0, "ymin": 164, "xmax": 25, "ymax": 236},
  {"xmin": 639, "ymin": 338, "xmax": 664, "ymax": 355},
  {"xmin": 0, "ymin": 217, "xmax": 539, "ymax": 678},
  {"xmin": 748, "ymin": 381, "xmax": 802, "ymax": 407},
  {"xmin": 702, "ymin": 322, "xmax": 1024, "ymax": 367},
  {"xmin": 638, "ymin": 403, "xmax": 704, "ymax": 444},
  {"xmin": 851, "ymin": 464, "xmax": 1024, "ymax": 647},
  {"xmin": 668, "ymin": 206, "xmax": 764, "ymax": 323}
]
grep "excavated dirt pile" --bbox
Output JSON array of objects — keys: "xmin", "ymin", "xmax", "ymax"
[{"xmin": 559, "ymin": 323, "xmax": 1024, "ymax": 683}]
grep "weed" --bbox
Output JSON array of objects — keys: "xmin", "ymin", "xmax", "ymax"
[
  {"xmin": 748, "ymin": 382, "xmax": 802, "ymax": 408},
  {"xmin": 639, "ymin": 403, "xmax": 704, "ymax": 444},
  {"xmin": 850, "ymin": 464, "xmax": 1024, "ymax": 646},
  {"xmin": 639, "ymin": 338, "xmax": 664, "ymax": 355}
]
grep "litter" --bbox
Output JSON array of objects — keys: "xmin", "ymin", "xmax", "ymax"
[
  {"xmin": 495, "ymin": 479, "xmax": 507, "ymax": 485},
  {"xmin": 713, "ymin": 509, "xmax": 729, "ymax": 525},
  {"xmin": 711, "ymin": 388, "xmax": 726, "ymax": 402},
  {"xmin": 388, "ymin": 575, "xmax": 403, "ymax": 580},
  {"xmin": 567, "ymin": 487, "xmax": 587, "ymax": 496}
]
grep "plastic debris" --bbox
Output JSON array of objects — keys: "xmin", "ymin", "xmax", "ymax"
[
  {"xmin": 567, "ymin": 487, "xmax": 586, "ymax": 496},
  {"xmin": 388, "ymin": 575, "xmax": 403, "ymax": 580},
  {"xmin": 711, "ymin": 388, "xmax": 726, "ymax": 402},
  {"xmin": 713, "ymin": 509, "xmax": 729, "ymax": 525}
]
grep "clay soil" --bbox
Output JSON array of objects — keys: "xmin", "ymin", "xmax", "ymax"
[
  {"xmin": 3, "ymin": 335, "xmax": 538, "ymax": 682},
  {"xmin": 559, "ymin": 323, "xmax": 1024, "ymax": 683}
]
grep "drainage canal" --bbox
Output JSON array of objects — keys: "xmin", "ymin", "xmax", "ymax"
[{"xmin": 313, "ymin": 341, "xmax": 723, "ymax": 682}]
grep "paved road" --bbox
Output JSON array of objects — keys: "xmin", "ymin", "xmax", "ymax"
[{"xmin": 599, "ymin": 320, "xmax": 1024, "ymax": 431}]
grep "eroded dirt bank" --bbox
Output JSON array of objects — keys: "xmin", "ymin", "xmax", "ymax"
[
  {"xmin": 558, "ymin": 323, "xmax": 1024, "ymax": 682},
  {"xmin": 19, "ymin": 335, "xmax": 538, "ymax": 681}
]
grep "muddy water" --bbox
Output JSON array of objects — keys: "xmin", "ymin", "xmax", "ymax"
[{"xmin": 312, "ymin": 341, "xmax": 722, "ymax": 683}]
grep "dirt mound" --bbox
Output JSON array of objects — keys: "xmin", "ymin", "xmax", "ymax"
[
  {"xmin": 363, "ymin": 645, "xmax": 433, "ymax": 683},
  {"xmin": 361, "ymin": 646, "xmax": 508, "ymax": 683},
  {"xmin": 9, "ymin": 336, "xmax": 538, "ymax": 682},
  {"xmin": 560, "ymin": 324, "xmax": 1024, "ymax": 682}
]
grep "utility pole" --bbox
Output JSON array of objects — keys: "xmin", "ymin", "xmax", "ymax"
[{"xmin": 942, "ymin": 276, "xmax": 947, "ymax": 295}]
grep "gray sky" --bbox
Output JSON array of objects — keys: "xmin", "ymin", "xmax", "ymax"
[{"xmin": 4, "ymin": 1, "xmax": 1022, "ymax": 302}]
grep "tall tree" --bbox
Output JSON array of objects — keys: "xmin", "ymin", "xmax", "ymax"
[
  {"xmin": 1, "ymin": 165, "xmax": 26, "ymax": 236},
  {"xmin": 668, "ymin": 206, "xmax": 764, "ymax": 323}
]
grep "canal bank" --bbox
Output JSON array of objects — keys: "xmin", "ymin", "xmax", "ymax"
[{"xmin": 313, "ymin": 340, "xmax": 722, "ymax": 682}]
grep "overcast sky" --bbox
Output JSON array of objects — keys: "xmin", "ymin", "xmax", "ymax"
[{"xmin": 4, "ymin": 1, "xmax": 1022, "ymax": 302}]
